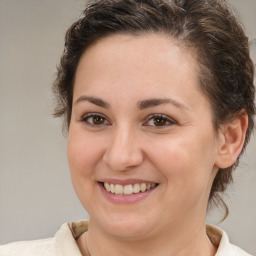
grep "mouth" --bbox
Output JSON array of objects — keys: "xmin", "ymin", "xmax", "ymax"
[{"xmin": 100, "ymin": 182, "xmax": 158, "ymax": 195}]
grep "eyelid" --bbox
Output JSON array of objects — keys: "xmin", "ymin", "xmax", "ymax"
[
  {"xmin": 143, "ymin": 114, "xmax": 176, "ymax": 127},
  {"xmin": 79, "ymin": 112, "xmax": 111, "ymax": 126},
  {"xmin": 78, "ymin": 112, "xmax": 176, "ymax": 128}
]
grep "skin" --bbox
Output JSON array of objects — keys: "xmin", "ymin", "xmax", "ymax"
[{"xmin": 68, "ymin": 33, "xmax": 247, "ymax": 256}]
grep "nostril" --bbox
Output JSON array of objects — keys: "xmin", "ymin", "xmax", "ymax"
[{"xmin": 102, "ymin": 148, "xmax": 144, "ymax": 172}]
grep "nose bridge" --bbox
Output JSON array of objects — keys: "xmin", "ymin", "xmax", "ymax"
[{"xmin": 103, "ymin": 123, "xmax": 143, "ymax": 171}]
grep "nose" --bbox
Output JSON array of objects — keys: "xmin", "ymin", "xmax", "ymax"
[{"xmin": 102, "ymin": 125, "xmax": 144, "ymax": 172}]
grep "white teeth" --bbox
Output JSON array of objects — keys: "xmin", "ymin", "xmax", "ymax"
[
  {"xmin": 110, "ymin": 184, "xmax": 115, "ymax": 193},
  {"xmin": 133, "ymin": 184, "xmax": 140, "ymax": 193},
  {"xmin": 103, "ymin": 182, "xmax": 157, "ymax": 195},
  {"xmin": 124, "ymin": 185, "xmax": 133, "ymax": 195},
  {"xmin": 104, "ymin": 182, "xmax": 110, "ymax": 192},
  {"xmin": 140, "ymin": 183, "xmax": 146, "ymax": 192},
  {"xmin": 115, "ymin": 184, "xmax": 123, "ymax": 195}
]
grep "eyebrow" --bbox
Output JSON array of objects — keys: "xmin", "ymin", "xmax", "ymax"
[
  {"xmin": 74, "ymin": 95, "xmax": 189, "ymax": 111},
  {"xmin": 74, "ymin": 96, "xmax": 110, "ymax": 108},
  {"xmin": 138, "ymin": 98, "xmax": 190, "ymax": 111}
]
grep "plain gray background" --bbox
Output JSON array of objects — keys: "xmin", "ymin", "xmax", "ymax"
[{"xmin": 0, "ymin": 0, "xmax": 255, "ymax": 254}]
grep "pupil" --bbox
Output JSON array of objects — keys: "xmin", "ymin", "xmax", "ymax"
[
  {"xmin": 93, "ymin": 116, "xmax": 104, "ymax": 124},
  {"xmin": 154, "ymin": 118, "xmax": 166, "ymax": 126}
]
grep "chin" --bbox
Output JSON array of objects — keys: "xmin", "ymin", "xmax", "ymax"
[{"xmin": 90, "ymin": 211, "xmax": 157, "ymax": 240}]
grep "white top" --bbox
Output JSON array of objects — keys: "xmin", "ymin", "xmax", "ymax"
[{"xmin": 0, "ymin": 220, "xmax": 253, "ymax": 256}]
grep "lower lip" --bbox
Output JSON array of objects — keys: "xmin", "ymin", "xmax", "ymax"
[{"xmin": 98, "ymin": 183, "xmax": 157, "ymax": 204}]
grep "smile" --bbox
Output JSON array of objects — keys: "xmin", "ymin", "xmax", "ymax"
[{"xmin": 103, "ymin": 182, "xmax": 157, "ymax": 195}]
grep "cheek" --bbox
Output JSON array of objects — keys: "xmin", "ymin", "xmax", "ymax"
[
  {"xmin": 67, "ymin": 130, "xmax": 105, "ymax": 207},
  {"xmin": 149, "ymin": 140, "xmax": 215, "ymax": 217},
  {"xmin": 147, "ymin": 137, "xmax": 189, "ymax": 175},
  {"xmin": 147, "ymin": 134, "xmax": 216, "ymax": 190},
  {"xmin": 67, "ymin": 130, "xmax": 104, "ymax": 178}
]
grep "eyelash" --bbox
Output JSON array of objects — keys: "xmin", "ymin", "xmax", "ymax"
[
  {"xmin": 144, "ymin": 114, "xmax": 176, "ymax": 128},
  {"xmin": 79, "ymin": 113, "xmax": 176, "ymax": 128},
  {"xmin": 80, "ymin": 113, "xmax": 110, "ymax": 127}
]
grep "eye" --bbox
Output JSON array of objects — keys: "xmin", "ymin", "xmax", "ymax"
[
  {"xmin": 144, "ymin": 114, "xmax": 176, "ymax": 128},
  {"xmin": 80, "ymin": 113, "xmax": 110, "ymax": 127}
]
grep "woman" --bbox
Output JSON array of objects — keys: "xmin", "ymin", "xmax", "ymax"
[{"xmin": 0, "ymin": 0, "xmax": 255, "ymax": 255}]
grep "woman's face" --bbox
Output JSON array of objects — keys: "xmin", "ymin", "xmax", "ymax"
[{"xmin": 68, "ymin": 34, "xmax": 221, "ymax": 239}]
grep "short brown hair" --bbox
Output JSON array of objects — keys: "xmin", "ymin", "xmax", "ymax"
[{"xmin": 53, "ymin": 0, "xmax": 255, "ymax": 216}]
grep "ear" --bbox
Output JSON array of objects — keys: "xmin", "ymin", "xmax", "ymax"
[{"xmin": 215, "ymin": 112, "xmax": 248, "ymax": 169}]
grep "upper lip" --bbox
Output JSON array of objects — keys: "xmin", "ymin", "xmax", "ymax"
[{"xmin": 99, "ymin": 179, "xmax": 158, "ymax": 186}]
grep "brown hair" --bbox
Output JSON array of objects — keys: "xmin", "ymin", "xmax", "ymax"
[{"xmin": 53, "ymin": 0, "xmax": 255, "ymax": 216}]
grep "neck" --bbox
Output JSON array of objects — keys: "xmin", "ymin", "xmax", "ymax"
[{"xmin": 79, "ymin": 217, "xmax": 216, "ymax": 256}]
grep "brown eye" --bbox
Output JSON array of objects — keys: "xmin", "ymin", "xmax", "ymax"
[
  {"xmin": 92, "ymin": 115, "xmax": 105, "ymax": 125},
  {"xmin": 81, "ymin": 114, "xmax": 110, "ymax": 126},
  {"xmin": 153, "ymin": 117, "xmax": 167, "ymax": 126},
  {"xmin": 144, "ymin": 114, "xmax": 175, "ymax": 128}
]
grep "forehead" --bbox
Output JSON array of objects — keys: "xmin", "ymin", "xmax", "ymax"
[
  {"xmin": 73, "ymin": 33, "xmax": 206, "ymax": 108},
  {"xmin": 78, "ymin": 33, "xmax": 197, "ymax": 67}
]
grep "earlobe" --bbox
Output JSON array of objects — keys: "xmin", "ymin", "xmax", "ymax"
[{"xmin": 215, "ymin": 113, "xmax": 248, "ymax": 169}]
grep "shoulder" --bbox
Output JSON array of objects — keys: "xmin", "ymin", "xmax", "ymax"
[
  {"xmin": 206, "ymin": 224, "xmax": 254, "ymax": 256},
  {"xmin": 0, "ymin": 220, "xmax": 88, "ymax": 256},
  {"xmin": 230, "ymin": 244, "xmax": 254, "ymax": 256},
  {"xmin": 0, "ymin": 238, "xmax": 54, "ymax": 256}
]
